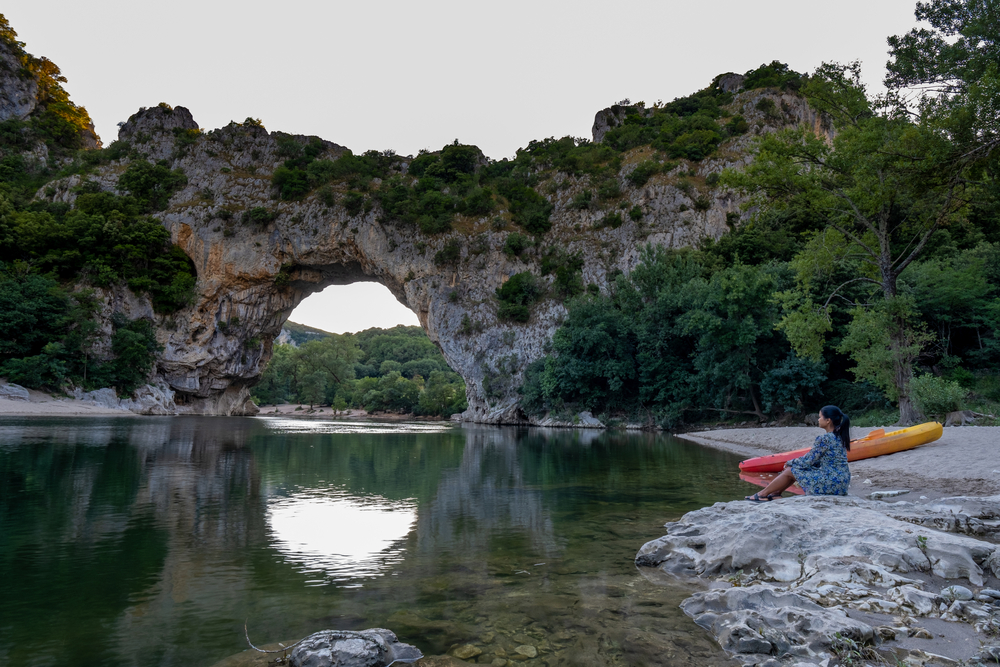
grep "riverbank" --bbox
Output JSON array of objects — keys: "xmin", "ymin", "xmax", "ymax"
[
  {"xmin": 0, "ymin": 381, "xmax": 450, "ymax": 421},
  {"xmin": 0, "ymin": 386, "xmax": 132, "ymax": 416},
  {"xmin": 677, "ymin": 424, "xmax": 1000, "ymax": 498},
  {"xmin": 652, "ymin": 425, "xmax": 1000, "ymax": 666}
]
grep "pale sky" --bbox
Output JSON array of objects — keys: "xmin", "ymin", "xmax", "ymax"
[{"xmin": 6, "ymin": 1, "xmax": 921, "ymax": 334}]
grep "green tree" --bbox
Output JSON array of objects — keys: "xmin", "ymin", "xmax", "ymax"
[
  {"xmin": 886, "ymin": 0, "xmax": 1000, "ymax": 159},
  {"xmin": 679, "ymin": 262, "xmax": 788, "ymax": 421},
  {"xmin": 0, "ymin": 269, "xmax": 70, "ymax": 362},
  {"xmin": 725, "ymin": 62, "xmax": 971, "ymax": 423}
]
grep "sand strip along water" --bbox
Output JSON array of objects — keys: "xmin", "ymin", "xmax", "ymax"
[{"xmin": 677, "ymin": 425, "xmax": 1000, "ymax": 498}]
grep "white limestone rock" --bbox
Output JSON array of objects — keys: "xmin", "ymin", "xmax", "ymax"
[
  {"xmin": 31, "ymin": 87, "xmax": 823, "ymax": 420},
  {"xmin": 941, "ymin": 585, "xmax": 974, "ymax": 601},
  {"xmin": 72, "ymin": 387, "xmax": 124, "ymax": 410},
  {"xmin": 72, "ymin": 383, "xmax": 177, "ymax": 415},
  {"xmin": 0, "ymin": 382, "xmax": 30, "ymax": 401},
  {"xmin": 887, "ymin": 585, "xmax": 943, "ymax": 616},
  {"xmin": 636, "ymin": 495, "xmax": 1000, "ymax": 665},
  {"xmin": 288, "ymin": 628, "xmax": 422, "ymax": 667},
  {"xmin": 680, "ymin": 586, "xmax": 873, "ymax": 660},
  {"xmin": 636, "ymin": 495, "xmax": 998, "ymax": 586}
]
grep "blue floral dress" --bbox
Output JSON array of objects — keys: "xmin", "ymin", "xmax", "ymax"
[{"xmin": 787, "ymin": 432, "xmax": 851, "ymax": 495}]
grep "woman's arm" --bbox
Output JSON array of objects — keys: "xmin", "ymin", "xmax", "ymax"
[{"xmin": 786, "ymin": 435, "xmax": 827, "ymax": 470}]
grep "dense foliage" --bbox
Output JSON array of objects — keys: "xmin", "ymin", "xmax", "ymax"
[
  {"xmin": 0, "ymin": 15, "xmax": 96, "ymax": 151},
  {"xmin": 0, "ymin": 15, "xmax": 196, "ymax": 397},
  {"xmin": 521, "ymin": 1, "xmax": 1000, "ymax": 425},
  {"xmin": 254, "ymin": 324, "xmax": 467, "ymax": 416},
  {"xmin": 0, "ymin": 268, "xmax": 161, "ymax": 393},
  {"xmin": 270, "ymin": 61, "xmax": 798, "ymax": 245}
]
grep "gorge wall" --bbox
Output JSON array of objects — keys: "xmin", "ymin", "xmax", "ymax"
[{"xmin": 35, "ymin": 82, "xmax": 831, "ymax": 422}]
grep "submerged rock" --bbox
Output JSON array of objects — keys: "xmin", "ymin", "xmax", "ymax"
[{"xmin": 288, "ymin": 629, "xmax": 422, "ymax": 667}]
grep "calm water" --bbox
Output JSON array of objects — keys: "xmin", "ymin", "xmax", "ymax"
[{"xmin": 0, "ymin": 417, "xmax": 752, "ymax": 667}]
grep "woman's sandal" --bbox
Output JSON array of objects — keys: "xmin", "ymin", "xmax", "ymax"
[{"xmin": 744, "ymin": 492, "xmax": 782, "ymax": 502}]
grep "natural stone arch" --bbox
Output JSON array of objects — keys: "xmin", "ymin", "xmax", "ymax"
[{"xmin": 43, "ymin": 91, "xmax": 829, "ymax": 420}]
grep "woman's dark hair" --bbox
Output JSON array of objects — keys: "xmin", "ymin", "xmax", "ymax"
[{"xmin": 821, "ymin": 405, "xmax": 851, "ymax": 450}]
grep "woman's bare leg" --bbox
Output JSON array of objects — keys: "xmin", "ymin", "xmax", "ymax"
[{"xmin": 750, "ymin": 469, "xmax": 797, "ymax": 499}]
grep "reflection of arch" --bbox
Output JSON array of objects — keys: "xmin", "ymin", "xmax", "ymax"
[{"xmin": 415, "ymin": 426, "xmax": 558, "ymax": 557}]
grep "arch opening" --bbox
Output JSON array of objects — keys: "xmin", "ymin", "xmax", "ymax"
[
  {"xmin": 290, "ymin": 282, "xmax": 419, "ymax": 334},
  {"xmin": 250, "ymin": 276, "xmax": 467, "ymax": 418}
]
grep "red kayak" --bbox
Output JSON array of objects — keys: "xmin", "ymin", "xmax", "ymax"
[
  {"xmin": 738, "ymin": 422, "xmax": 943, "ymax": 473},
  {"xmin": 740, "ymin": 471, "xmax": 805, "ymax": 495}
]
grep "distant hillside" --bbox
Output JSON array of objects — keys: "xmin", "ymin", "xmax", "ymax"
[
  {"xmin": 278, "ymin": 321, "xmax": 335, "ymax": 346},
  {"xmin": 260, "ymin": 323, "xmax": 465, "ymax": 415}
]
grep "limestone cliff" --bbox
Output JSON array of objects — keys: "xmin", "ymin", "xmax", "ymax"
[{"xmin": 36, "ymin": 86, "xmax": 831, "ymax": 421}]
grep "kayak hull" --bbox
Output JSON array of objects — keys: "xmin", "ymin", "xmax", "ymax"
[{"xmin": 738, "ymin": 422, "xmax": 943, "ymax": 473}]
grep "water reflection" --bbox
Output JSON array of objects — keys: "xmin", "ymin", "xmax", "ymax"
[
  {"xmin": 261, "ymin": 418, "xmax": 454, "ymax": 435},
  {"xmin": 0, "ymin": 416, "xmax": 753, "ymax": 667},
  {"xmin": 268, "ymin": 491, "xmax": 416, "ymax": 583}
]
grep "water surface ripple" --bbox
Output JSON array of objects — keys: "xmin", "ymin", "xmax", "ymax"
[{"xmin": 0, "ymin": 416, "xmax": 750, "ymax": 666}]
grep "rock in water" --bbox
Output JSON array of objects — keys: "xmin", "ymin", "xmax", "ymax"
[{"xmin": 288, "ymin": 629, "xmax": 422, "ymax": 667}]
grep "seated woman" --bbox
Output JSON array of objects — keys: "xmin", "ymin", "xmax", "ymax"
[{"xmin": 745, "ymin": 405, "xmax": 851, "ymax": 501}]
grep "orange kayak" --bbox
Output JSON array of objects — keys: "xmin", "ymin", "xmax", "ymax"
[{"xmin": 738, "ymin": 422, "xmax": 943, "ymax": 473}]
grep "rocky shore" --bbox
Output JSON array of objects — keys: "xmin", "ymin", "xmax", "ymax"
[{"xmin": 634, "ymin": 426, "xmax": 1000, "ymax": 666}]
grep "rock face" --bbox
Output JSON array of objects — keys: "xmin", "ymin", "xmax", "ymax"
[
  {"xmin": 0, "ymin": 48, "xmax": 38, "ymax": 122},
  {"xmin": 0, "ymin": 382, "xmax": 30, "ymax": 401},
  {"xmin": 288, "ymin": 629, "xmax": 422, "ymax": 667},
  {"xmin": 37, "ymin": 88, "xmax": 832, "ymax": 419},
  {"xmin": 637, "ymin": 495, "xmax": 1000, "ymax": 665}
]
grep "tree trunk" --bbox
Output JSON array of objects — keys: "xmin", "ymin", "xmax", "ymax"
[{"xmin": 891, "ymin": 326, "xmax": 924, "ymax": 426}]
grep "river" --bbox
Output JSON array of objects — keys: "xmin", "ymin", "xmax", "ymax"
[{"xmin": 0, "ymin": 416, "xmax": 750, "ymax": 666}]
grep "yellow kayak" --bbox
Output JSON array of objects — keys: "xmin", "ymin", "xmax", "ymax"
[{"xmin": 739, "ymin": 422, "xmax": 943, "ymax": 473}]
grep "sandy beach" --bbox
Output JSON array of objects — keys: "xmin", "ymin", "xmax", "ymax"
[
  {"xmin": 0, "ymin": 387, "xmax": 131, "ymax": 416},
  {"xmin": 677, "ymin": 424, "xmax": 1000, "ymax": 498}
]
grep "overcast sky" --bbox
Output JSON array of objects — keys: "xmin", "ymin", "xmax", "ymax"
[{"xmin": 7, "ymin": 1, "xmax": 921, "ymax": 334}]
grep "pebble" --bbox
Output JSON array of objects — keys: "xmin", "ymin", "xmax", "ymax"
[
  {"xmin": 941, "ymin": 585, "xmax": 973, "ymax": 601},
  {"xmin": 908, "ymin": 627, "xmax": 933, "ymax": 639},
  {"xmin": 514, "ymin": 645, "xmax": 537, "ymax": 658},
  {"xmin": 451, "ymin": 644, "xmax": 482, "ymax": 660},
  {"xmin": 869, "ymin": 489, "xmax": 910, "ymax": 499},
  {"xmin": 981, "ymin": 588, "xmax": 1000, "ymax": 599},
  {"xmin": 976, "ymin": 594, "xmax": 994, "ymax": 603}
]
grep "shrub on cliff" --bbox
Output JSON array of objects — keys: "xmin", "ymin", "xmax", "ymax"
[
  {"xmin": 503, "ymin": 232, "xmax": 532, "ymax": 257},
  {"xmin": 116, "ymin": 160, "xmax": 188, "ymax": 212},
  {"xmin": 742, "ymin": 60, "xmax": 804, "ymax": 92},
  {"xmin": 540, "ymin": 248, "xmax": 584, "ymax": 299},
  {"xmin": 496, "ymin": 271, "xmax": 542, "ymax": 322},
  {"xmin": 627, "ymin": 160, "xmax": 661, "ymax": 187},
  {"xmin": 434, "ymin": 239, "xmax": 461, "ymax": 266}
]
